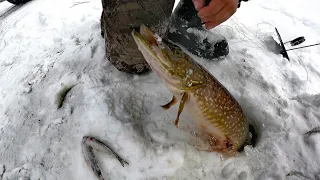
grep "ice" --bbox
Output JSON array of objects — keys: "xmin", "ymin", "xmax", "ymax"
[{"xmin": 0, "ymin": 0, "xmax": 320, "ymax": 179}]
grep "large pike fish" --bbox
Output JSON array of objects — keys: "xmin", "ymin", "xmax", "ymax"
[{"xmin": 132, "ymin": 25, "xmax": 250, "ymax": 155}]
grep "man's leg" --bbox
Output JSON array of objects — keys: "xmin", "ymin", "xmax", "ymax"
[
  {"xmin": 100, "ymin": 0, "xmax": 174, "ymax": 75},
  {"xmin": 166, "ymin": 0, "xmax": 229, "ymax": 60}
]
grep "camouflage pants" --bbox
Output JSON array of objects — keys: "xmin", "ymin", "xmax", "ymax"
[{"xmin": 100, "ymin": 0, "xmax": 175, "ymax": 74}]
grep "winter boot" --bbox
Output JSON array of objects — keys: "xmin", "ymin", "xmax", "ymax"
[
  {"xmin": 100, "ymin": 0, "xmax": 174, "ymax": 74},
  {"xmin": 165, "ymin": 0, "xmax": 229, "ymax": 60}
]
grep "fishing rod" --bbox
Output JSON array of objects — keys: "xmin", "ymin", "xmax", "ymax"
[
  {"xmin": 286, "ymin": 43, "xmax": 320, "ymax": 51},
  {"xmin": 275, "ymin": 28, "xmax": 320, "ymax": 61}
]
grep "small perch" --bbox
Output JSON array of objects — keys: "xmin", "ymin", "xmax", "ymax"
[{"xmin": 56, "ymin": 85, "xmax": 76, "ymax": 109}]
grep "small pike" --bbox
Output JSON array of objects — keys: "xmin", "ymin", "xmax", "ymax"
[{"xmin": 132, "ymin": 25, "xmax": 250, "ymax": 155}]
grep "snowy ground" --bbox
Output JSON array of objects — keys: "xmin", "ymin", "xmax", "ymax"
[{"xmin": 1, "ymin": 0, "xmax": 320, "ymax": 179}]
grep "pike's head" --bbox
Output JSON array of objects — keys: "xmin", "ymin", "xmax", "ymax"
[{"xmin": 132, "ymin": 25, "xmax": 207, "ymax": 92}]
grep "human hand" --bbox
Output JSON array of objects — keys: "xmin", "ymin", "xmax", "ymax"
[{"xmin": 192, "ymin": 0, "xmax": 238, "ymax": 30}]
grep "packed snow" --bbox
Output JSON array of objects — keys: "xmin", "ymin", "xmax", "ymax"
[{"xmin": 1, "ymin": 0, "xmax": 320, "ymax": 179}]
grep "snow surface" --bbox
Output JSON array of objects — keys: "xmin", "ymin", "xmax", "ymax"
[{"xmin": 1, "ymin": 0, "xmax": 320, "ymax": 179}]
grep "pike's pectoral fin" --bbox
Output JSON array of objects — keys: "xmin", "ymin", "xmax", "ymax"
[
  {"xmin": 174, "ymin": 92, "xmax": 189, "ymax": 128},
  {"xmin": 161, "ymin": 96, "xmax": 177, "ymax": 110}
]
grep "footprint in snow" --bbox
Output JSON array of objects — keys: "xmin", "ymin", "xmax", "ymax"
[{"xmin": 221, "ymin": 161, "xmax": 249, "ymax": 180}]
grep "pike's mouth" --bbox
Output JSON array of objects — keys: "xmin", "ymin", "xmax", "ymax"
[
  {"xmin": 132, "ymin": 25, "xmax": 176, "ymax": 68},
  {"xmin": 131, "ymin": 25, "xmax": 184, "ymax": 87}
]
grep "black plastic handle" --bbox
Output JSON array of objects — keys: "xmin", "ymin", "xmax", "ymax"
[{"xmin": 290, "ymin": 36, "xmax": 305, "ymax": 46}]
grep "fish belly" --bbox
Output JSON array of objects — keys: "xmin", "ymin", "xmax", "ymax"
[{"xmin": 185, "ymin": 93, "xmax": 228, "ymax": 142}]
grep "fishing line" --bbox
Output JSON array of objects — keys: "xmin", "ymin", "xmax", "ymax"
[
  {"xmin": 231, "ymin": 16, "xmax": 269, "ymax": 51},
  {"xmin": 218, "ymin": 16, "xmax": 311, "ymax": 81},
  {"xmin": 289, "ymin": 47, "xmax": 309, "ymax": 81}
]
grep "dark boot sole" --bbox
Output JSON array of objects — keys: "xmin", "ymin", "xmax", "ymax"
[
  {"xmin": 166, "ymin": 0, "xmax": 230, "ymax": 60},
  {"xmin": 167, "ymin": 27, "xmax": 230, "ymax": 60}
]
